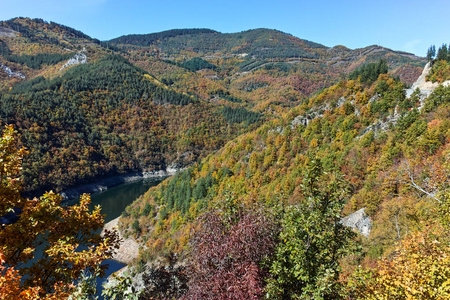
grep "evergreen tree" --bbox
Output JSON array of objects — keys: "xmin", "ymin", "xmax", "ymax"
[
  {"xmin": 437, "ymin": 44, "xmax": 448, "ymax": 62},
  {"xmin": 427, "ymin": 45, "xmax": 436, "ymax": 61}
]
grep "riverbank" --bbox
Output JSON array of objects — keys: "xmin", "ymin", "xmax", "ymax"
[
  {"xmin": 102, "ymin": 217, "xmax": 140, "ymax": 264},
  {"xmin": 60, "ymin": 168, "xmax": 179, "ymax": 200}
]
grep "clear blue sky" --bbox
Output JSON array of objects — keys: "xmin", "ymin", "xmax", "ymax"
[{"xmin": 1, "ymin": 0, "xmax": 449, "ymax": 57}]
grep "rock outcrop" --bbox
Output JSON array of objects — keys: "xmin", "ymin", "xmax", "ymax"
[
  {"xmin": 102, "ymin": 217, "xmax": 140, "ymax": 264},
  {"xmin": 60, "ymin": 52, "xmax": 87, "ymax": 71},
  {"xmin": 0, "ymin": 26, "xmax": 17, "ymax": 37},
  {"xmin": 340, "ymin": 208, "xmax": 372, "ymax": 237},
  {"xmin": 1, "ymin": 64, "xmax": 25, "ymax": 79},
  {"xmin": 405, "ymin": 62, "xmax": 450, "ymax": 110}
]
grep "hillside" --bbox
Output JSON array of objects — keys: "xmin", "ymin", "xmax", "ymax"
[
  {"xmin": 0, "ymin": 18, "xmax": 263, "ymax": 195},
  {"xmin": 111, "ymin": 28, "xmax": 426, "ymax": 117},
  {"xmin": 1, "ymin": 54, "xmax": 262, "ymax": 194},
  {"xmin": 119, "ymin": 57, "xmax": 450, "ymax": 296},
  {"xmin": 0, "ymin": 18, "xmax": 427, "ymax": 196},
  {"xmin": 110, "ymin": 28, "xmax": 325, "ymax": 58},
  {"xmin": 3, "ymin": 16, "xmax": 450, "ymax": 298}
]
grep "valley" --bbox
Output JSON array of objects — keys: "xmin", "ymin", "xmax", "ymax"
[{"xmin": 2, "ymin": 17, "xmax": 450, "ymax": 299}]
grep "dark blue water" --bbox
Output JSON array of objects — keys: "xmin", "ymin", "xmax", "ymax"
[
  {"xmin": 25, "ymin": 178, "xmax": 164, "ymax": 298},
  {"xmin": 89, "ymin": 178, "xmax": 164, "ymax": 223}
]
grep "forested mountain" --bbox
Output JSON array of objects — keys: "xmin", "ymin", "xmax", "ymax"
[
  {"xmin": 121, "ymin": 60, "xmax": 450, "ymax": 298},
  {"xmin": 0, "ymin": 18, "xmax": 262, "ymax": 195},
  {"xmin": 2, "ymin": 54, "xmax": 256, "ymax": 194},
  {"xmin": 3, "ymin": 16, "xmax": 450, "ymax": 299},
  {"xmin": 108, "ymin": 28, "xmax": 219, "ymax": 47},
  {"xmin": 0, "ymin": 18, "xmax": 426, "ymax": 195},
  {"xmin": 112, "ymin": 27, "xmax": 426, "ymax": 117},
  {"xmin": 109, "ymin": 27, "xmax": 425, "ymax": 78}
]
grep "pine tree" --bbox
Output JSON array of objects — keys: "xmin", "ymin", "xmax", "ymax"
[{"xmin": 427, "ymin": 45, "xmax": 436, "ymax": 61}]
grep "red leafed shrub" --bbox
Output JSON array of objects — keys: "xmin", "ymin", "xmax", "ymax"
[{"xmin": 184, "ymin": 210, "xmax": 278, "ymax": 299}]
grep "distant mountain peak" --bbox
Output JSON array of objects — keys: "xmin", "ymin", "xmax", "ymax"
[
  {"xmin": 0, "ymin": 17, "xmax": 93, "ymax": 41},
  {"xmin": 108, "ymin": 28, "xmax": 220, "ymax": 46}
]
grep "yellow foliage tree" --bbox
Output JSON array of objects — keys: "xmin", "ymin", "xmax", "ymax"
[
  {"xmin": 348, "ymin": 223, "xmax": 450, "ymax": 299},
  {"xmin": 0, "ymin": 125, "xmax": 119, "ymax": 298}
]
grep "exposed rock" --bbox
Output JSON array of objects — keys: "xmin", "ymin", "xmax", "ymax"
[
  {"xmin": 60, "ymin": 52, "xmax": 87, "ymax": 71},
  {"xmin": 102, "ymin": 265, "xmax": 145, "ymax": 297},
  {"xmin": 368, "ymin": 94, "xmax": 378, "ymax": 103},
  {"xmin": 359, "ymin": 105, "xmax": 401, "ymax": 137},
  {"xmin": 405, "ymin": 62, "xmax": 439, "ymax": 108},
  {"xmin": 406, "ymin": 62, "xmax": 438, "ymax": 98},
  {"xmin": 359, "ymin": 62, "xmax": 450, "ymax": 139},
  {"xmin": 290, "ymin": 105, "xmax": 328, "ymax": 129},
  {"xmin": 102, "ymin": 217, "xmax": 140, "ymax": 264},
  {"xmin": 340, "ymin": 208, "xmax": 372, "ymax": 237},
  {"xmin": 405, "ymin": 62, "xmax": 450, "ymax": 110},
  {"xmin": 1, "ymin": 64, "xmax": 25, "ymax": 79},
  {"xmin": 0, "ymin": 26, "xmax": 17, "ymax": 37},
  {"xmin": 291, "ymin": 114, "xmax": 311, "ymax": 127},
  {"xmin": 103, "ymin": 253, "xmax": 188, "ymax": 298}
]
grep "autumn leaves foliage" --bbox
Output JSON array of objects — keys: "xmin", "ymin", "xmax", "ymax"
[
  {"xmin": 121, "ymin": 67, "xmax": 450, "ymax": 298},
  {"xmin": 0, "ymin": 125, "xmax": 119, "ymax": 299},
  {"xmin": 4, "ymin": 55, "xmax": 450, "ymax": 298}
]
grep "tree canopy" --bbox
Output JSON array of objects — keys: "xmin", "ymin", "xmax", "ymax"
[{"xmin": 0, "ymin": 125, "xmax": 119, "ymax": 298}]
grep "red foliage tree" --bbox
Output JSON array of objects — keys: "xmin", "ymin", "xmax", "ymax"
[{"xmin": 184, "ymin": 210, "xmax": 278, "ymax": 299}]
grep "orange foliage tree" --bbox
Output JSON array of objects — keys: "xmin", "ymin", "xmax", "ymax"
[{"xmin": 0, "ymin": 125, "xmax": 119, "ymax": 298}]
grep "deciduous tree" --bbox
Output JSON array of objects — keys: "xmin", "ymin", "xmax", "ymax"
[
  {"xmin": 0, "ymin": 125, "xmax": 119, "ymax": 298},
  {"xmin": 185, "ymin": 208, "xmax": 278, "ymax": 299},
  {"xmin": 266, "ymin": 158, "xmax": 356, "ymax": 299}
]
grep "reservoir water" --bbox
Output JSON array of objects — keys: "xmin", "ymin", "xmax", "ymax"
[{"xmin": 89, "ymin": 178, "xmax": 164, "ymax": 223}]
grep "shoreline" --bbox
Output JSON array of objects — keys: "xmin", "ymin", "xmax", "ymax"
[{"xmin": 60, "ymin": 168, "xmax": 179, "ymax": 201}]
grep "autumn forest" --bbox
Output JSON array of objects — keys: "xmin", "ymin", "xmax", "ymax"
[{"xmin": 2, "ymin": 17, "xmax": 450, "ymax": 299}]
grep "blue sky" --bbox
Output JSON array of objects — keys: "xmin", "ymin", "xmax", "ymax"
[{"xmin": 1, "ymin": 0, "xmax": 449, "ymax": 57}]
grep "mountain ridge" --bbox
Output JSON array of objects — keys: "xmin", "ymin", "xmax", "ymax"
[{"xmin": 0, "ymin": 17, "xmax": 426, "ymax": 195}]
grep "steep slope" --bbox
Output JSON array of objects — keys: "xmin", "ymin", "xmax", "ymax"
[
  {"xmin": 1, "ymin": 54, "xmax": 262, "ymax": 194},
  {"xmin": 0, "ymin": 18, "xmax": 116, "ymax": 90},
  {"xmin": 0, "ymin": 18, "xmax": 428, "ymax": 199},
  {"xmin": 121, "ymin": 65, "xmax": 450, "ymax": 267},
  {"xmin": 0, "ymin": 18, "xmax": 267, "ymax": 195}
]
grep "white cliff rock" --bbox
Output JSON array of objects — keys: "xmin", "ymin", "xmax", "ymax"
[
  {"xmin": 60, "ymin": 52, "xmax": 87, "ymax": 71},
  {"xmin": 406, "ymin": 62, "xmax": 450, "ymax": 110},
  {"xmin": 1, "ymin": 64, "xmax": 25, "ymax": 79}
]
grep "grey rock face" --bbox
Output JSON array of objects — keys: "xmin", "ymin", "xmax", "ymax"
[
  {"xmin": 0, "ymin": 26, "xmax": 17, "ymax": 37},
  {"xmin": 340, "ymin": 208, "xmax": 372, "ymax": 237},
  {"xmin": 1, "ymin": 64, "xmax": 25, "ymax": 79},
  {"xmin": 60, "ymin": 52, "xmax": 87, "ymax": 71}
]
